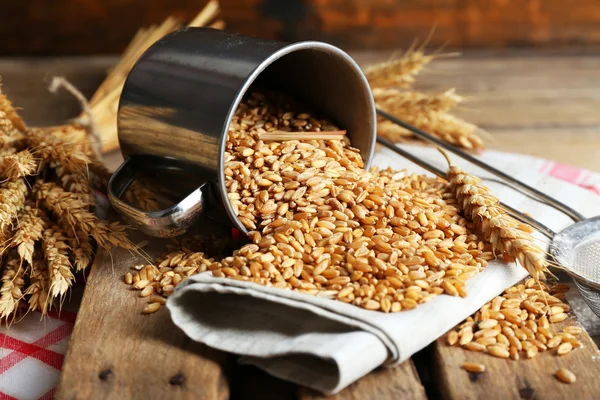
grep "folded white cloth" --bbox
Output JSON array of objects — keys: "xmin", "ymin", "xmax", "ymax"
[{"xmin": 167, "ymin": 146, "xmax": 600, "ymax": 394}]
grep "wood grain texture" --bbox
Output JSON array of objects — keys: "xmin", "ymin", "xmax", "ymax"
[
  {"xmin": 5, "ymin": 0, "xmax": 600, "ymax": 54},
  {"xmin": 298, "ymin": 363, "xmax": 427, "ymax": 400},
  {"xmin": 56, "ymin": 234, "xmax": 232, "ymax": 400},
  {"xmin": 432, "ymin": 308, "xmax": 600, "ymax": 400},
  {"xmin": 220, "ymin": 0, "xmax": 600, "ymax": 50}
]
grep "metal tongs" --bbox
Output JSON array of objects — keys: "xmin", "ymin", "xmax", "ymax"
[{"xmin": 376, "ymin": 109, "xmax": 600, "ymax": 317}]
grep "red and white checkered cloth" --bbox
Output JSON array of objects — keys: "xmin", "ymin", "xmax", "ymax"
[{"xmin": 1, "ymin": 150, "xmax": 598, "ymax": 400}]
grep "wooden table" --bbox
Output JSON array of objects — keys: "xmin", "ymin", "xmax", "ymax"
[{"xmin": 2, "ymin": 49, "xmax": 600, "ymax": 399}]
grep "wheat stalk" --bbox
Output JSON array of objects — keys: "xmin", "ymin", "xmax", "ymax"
[
  {"xmin": 88, "ymin": 2, "xmax": 222, "ymax": 153},
  {"xmin": 445, "ymin": 159, "xmax": 549, "ymax": 281}
]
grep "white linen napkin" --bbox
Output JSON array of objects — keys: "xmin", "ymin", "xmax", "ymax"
[{"xmin": 167, "ymin": 145, "xmax": 600, "ymax": 394}]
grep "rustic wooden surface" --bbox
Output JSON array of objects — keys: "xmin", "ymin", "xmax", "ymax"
[
  {"xmin": 56, "ymin": 233, "xmax": 233, "ymax": 400},
  {"xmin": 5, "ymin": 0, "xmax": 600, "ymax": 54},
  {"xmin": 3, "ymin": 50, "xmax": 600, "ymax": 399},
  {"xmin": 432, "ymin": 297, "xmax": 600, "ymax": 400}
]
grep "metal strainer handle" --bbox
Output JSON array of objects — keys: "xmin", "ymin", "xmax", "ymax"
[{"xmin": 376, "ymin": 109, "xmax": 585, "ymax": 224}]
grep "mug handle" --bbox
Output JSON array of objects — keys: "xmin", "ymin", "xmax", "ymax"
[{"xmin": 108, "ymin": 157, "xmax": 208, "ymax": 238}]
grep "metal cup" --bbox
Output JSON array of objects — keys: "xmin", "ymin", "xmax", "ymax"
[{"xmin": 109, "ymin": 27, "xmax": 376, "ymax": 238}]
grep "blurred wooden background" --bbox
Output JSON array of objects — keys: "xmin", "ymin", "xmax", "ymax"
[{"xmin": 2, "ymin": 0, "xmax": 600, "ymax": 55}]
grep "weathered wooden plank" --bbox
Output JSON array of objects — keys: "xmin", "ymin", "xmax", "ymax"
[
  {"xmin": 56, "ymin": 233, "xmax": 232, "ymax": 400},
  {"xmin": 298, "ymin": 362, "xmax": 427, "ymax": 400},
  {"xmin": 481, "ymin": 127, "xmax": 600, "ymax": 172},
  {"xmin": 431, "ymin": 304, "xmax": 600, "ymax": 400},
  {"xmin": 354, "ymin": 52, "xmax": 600, "ymax": 130}
]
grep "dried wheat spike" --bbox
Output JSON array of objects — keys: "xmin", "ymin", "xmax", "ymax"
[
  {"xmin": 364, "ymin": 49, "xmax": 434, "ymax": 88},
  {"xmin": 125, "ymin": 180, "xmax": 160, "ymax": 212},
  {"xmin": 373, "ymin": 88, "xmax": 462, "ymax": 115},
  {"xmin": 8, "ymin": 206, "xmax": 46, "ymax": 265},
  {"xmin": 447, "ymin": 164, "xmax": 549, "ymax": 281},
  {"xmin": 27, "ymin": 128, "xmax": 91, "ymax": 171},
  {"xmin": 54, "ymin": 164, "xmax": 95, "ymax": 206},
  {"xmin": 381, "ymin": 111, "xmax": 484, "ymax": 151},
  {"xmin": 24, "ymin": 257, "xmax": 51, "ymax": 314},
  {"xmin": 62, "ymin": 224, "xmax": 94, "ymax": 271},
  {"xmin": 36, "ymin": 181, "xmax": 136, "ymax": 251},
  {"xmin": 0, "ymin": 149, "xmax": 37, "ymax": 180},
  {"xmin": 0, "ymin": 179, "xmax": 28, "ymax": 235},
  {"xmin": 0, "ymin": 256, "xmax": 26, "ymax": 321},
  {"xmin": 0, "ymin": 110, "xmax": 22, "ymax": 138},
  {"xmin": 42, "ymin": 223, "xmax": 74, "ymax": 299},
  {"xmin": 47, "ymin": 124, "xmax": 93, "ymax": 154},
  {"xmin": 0, "ymin": 88, "xmax": 27, "ymax": 132}
]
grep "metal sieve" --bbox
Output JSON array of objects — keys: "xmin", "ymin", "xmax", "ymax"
[{"xmin": 376, "ymin": 109, "xmax": 600, "ymax": 318}]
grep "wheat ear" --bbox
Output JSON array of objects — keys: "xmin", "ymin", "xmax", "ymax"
[
  {"xmin": 0, "ymin": 179, "xmax": 28, "ymax": 235},
  {"xmin": 446, "ymin": 160, "xmax": 549, "ymax": 281},
  {"xmin": 363, "ymin": 48, "xmax": 435, "ymax": 88},
  {"xmin": 27, "ymin": 128, "xmax": 91, "ymax": 171},
  {"xmin": 373, "ymin": 88, "xmax": 463, "ymax": 115},
  {"xmin": 0, "ymin": 255, "xmax": 26, "ymax": 321},
  {"xmin": 24, "ymin": 257, "xmax": 51, "ymax": 315},
  {"xmin": 0, "ymin": 87, "xmax": 27, "ymax": 132},
  {"xmin": 42, "ymin": 223, "xmax": 74, "ymax": 299},
  {"xmin": 61, "ymin": 223, "xmax": 93, "ymax": 272},
  {"xmin": 36, "ymin": 181, "xmax": 137, "ymax": 251},
  {"xmin": 383, "ymin": 111, "xmax": 484, "ymax": 151},
  {"xmin": 54, "ymin": 164, "xmax": 95, "ymax": 206},
  {"xmin": 8, "ymin": 206, "xmax": 46, "ymax": 265},
  {"xmin": 0, "ymin": 149, "xmax": 37, "ymax": 180}
]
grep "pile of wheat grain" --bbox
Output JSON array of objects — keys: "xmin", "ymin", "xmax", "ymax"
[
  {"xmin": 448, "ymin": 279, "xmax": 580, "ymax": 361},
  {"xmin": 126, "ymin": 90, "xmax": 548, "ymax": 314},
  {"xmin": 0, "ymin": 85, "xmax": 135, "ymax": 321},
  {"xmin": 364, "ymin": 49, "xmax": 484, "ymax": 151}
]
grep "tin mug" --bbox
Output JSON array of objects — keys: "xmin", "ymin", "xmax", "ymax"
[{"xmin": 109, "ymin": 27, "xmax": 377, "ymax": 238}]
